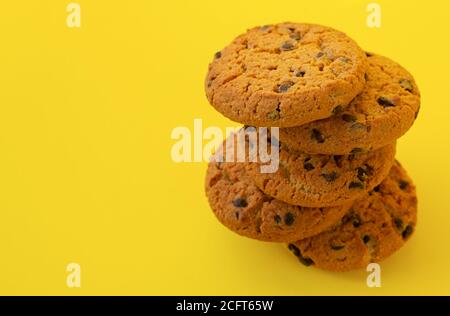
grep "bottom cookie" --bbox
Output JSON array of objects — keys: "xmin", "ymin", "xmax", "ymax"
[{"xmin": 287, "ymin": 160, "xmax": 417, "ymax": 272}]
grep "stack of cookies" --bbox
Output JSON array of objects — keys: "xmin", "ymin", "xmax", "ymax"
[{"xmin": 204, "ymin": 23, "xmax": 420, "ymax": 271}]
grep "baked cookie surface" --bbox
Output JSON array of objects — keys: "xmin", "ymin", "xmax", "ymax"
[
  {"xmin": 246, "ymin": 142, "xmax": 396, "ymax": 208},
  {"xmin": 287, "ymin": 161, "xmax": 417, "ymax": 272},
  {"xmin": 280, "ymin": 54, "xmax": 421, "ymax": 154},
  {"xmin": 205, "ymin": 22, "xmax": 367, "ymax": 127},
  {"xmin": 205, "ymin": 161, "xmax": 350, "ymax": 242}
]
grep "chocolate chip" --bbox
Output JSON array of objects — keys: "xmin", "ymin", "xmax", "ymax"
[
  {"xmin": 316, "ymin": 51, "xmax": 324, "ymax": 58},
  {"xmin": 362, "ymin": 235, "xmax": 370, "ymax": 244},
  {"xmin": 377, "ymin": 97, "xmax": 396, "ymax": 107},
  {"xmin": 267, "ymin": 110, "xmax": 280, "ymax": 120},
  {"xmin": 399, "ymin": 79, "xmax": 414, "ymax": 92},
  {"xmin": 214, "ymin": 51, "xmax": 222, "ymax": 59},
  {"xmin": 330, "ymin": 242, "xmax": 345, "ymax": 250},
  {"xmin": 280, "ymin": 41, "xmax": 295, "ymax": 51},
  {"xmin": 365, "ymin": 52, "xmax": 373, "ymax": 57},
  {"xmin": 349, "ymin": 181, "xmax": 364, "ymax": 189},
  {"xmin": 276, "ymin": 81, "xmax": 295, "ymax": 93},
  {"xmin": 350, "ymin": 148, "xmax": 363, "ymax": 154},
  {"xmin": 333, "ymin": 155, "xmax": 343, "ymax": 168},
  {"xmin": 357, "ymin": 167, "xmax": 368, "ymax": 182},
  {"xmin": 295, "ymin": 70, "xmax": 305, "ymax": 77},
  {"xmin": 303, "ymin": 162, "xmax": 315, "ymax": 171},
  {"xmin": 402, "ymin": 225, "xmax": 414, "ymax": 239},
  {"xmin": 351, "ymin": 122, "xmax": 367, "ymax": 130},
  {"xmin": 394, "ymin": 217, "xmax": 404, "ymax": 230},
  {"xmin": 289, "ymin": 32, "xmax": 301, "ymax": 41},
  {"xmin": 321, "ymin": 171, "xmax": 339, "ymax": 182},
  {"xmin": 311, "ymin": 129, "xmax": 325, "ymax": 143},
  {"xmin": 298, "ymin": 256, "xmax": 314, "ymax": 266},
  {"xmin": 342, "ymin": 114, "xmax": 357, "ymax": 122},
  {"xmin": 235, "ymin": 211, "xmax": 240, "ymax": 219},
  {"xmin": 399, "ymin": 180, "xmax": 409, "ymax": 190},
  {"xmin": 288, "ymin": 244, "xmax": 314, "ymax": 266},
  {"xmin": 350, "ymin": 213, "xmax": 362, "ymax": 228},
  {"xmin": 232, "ymin": 198, "xmax": 248, "ymax": 208},
  {"xmin": 364, "ymin": 164, "xmax": 374, "ymax": 175},
  {"xmin": 288, "ymin": 243, "xmax": 300, "ymax": 256},
  {"xmin": 373, "ymin": 185, "xmax": 381, "ymax": 192},
  {"xmin": 284, "ymin": 212, "xmax": 295, "ymax": 226},
  {"xmin": 274, "ymin": 215, "xmax": 282, "ymax": 224},
  {"xmin": 332, "ymin": 105, "xmax": 344, "ymax": 115},
  {"xmin": 338, "ymin": 56, "xmax": 351, "ymax": 63}
]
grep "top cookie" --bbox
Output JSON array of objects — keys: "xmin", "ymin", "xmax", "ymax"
[
  {"xmin": 280, "ymin": 54, "xmax": 421, "ymax": 154},
  {"xmin": 205, "ymin": 23, "xmax": 367, "ymax": 127}
]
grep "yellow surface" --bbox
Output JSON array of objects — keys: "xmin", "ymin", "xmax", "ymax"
[{"xmin": 0, "ymin": 0, "xmax": 449, "ymax": 295}]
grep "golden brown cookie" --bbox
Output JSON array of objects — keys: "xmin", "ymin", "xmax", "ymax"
[
  {"xmin": 205, "ymin": 22, "xmax": 367, "ymax": 127},
  {"xmin": 287, "ymin": 161, "xmax": 417, "ymax": 272},
  {"xmin": 246, "ymin": 142, "xmax": 396, "ymax": 208},
  {"xmin": 205, "ymin": 161, "xmax": 350, "ymax": 242},
  {"xmin": 279, "ymin": 54, "xmax": 421, "ymax": 154}
]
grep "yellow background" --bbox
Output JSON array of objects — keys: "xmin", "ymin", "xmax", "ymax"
[{"xmin": 0, "ymin": 0, "xmax": 449, "ymax": 295}]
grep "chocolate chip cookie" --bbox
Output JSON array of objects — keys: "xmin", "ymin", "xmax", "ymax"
[
  {"xmin": 246, "ymin": 140, "xmax": 396, "ymax": 207},
  {"xmin": 205, "ymin": 161, "xmax": 351, "ymax": 242},
  {"xmin": 287, "ymin": 161, "xmax": 417, "ymax": 271},
  {"xmin": 279, "ymin": 54, "xmax": 421, "ymax": 154},
  {"xmin": 205, "ymin": 22, "xmax": 367, "ymax": 127}
]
